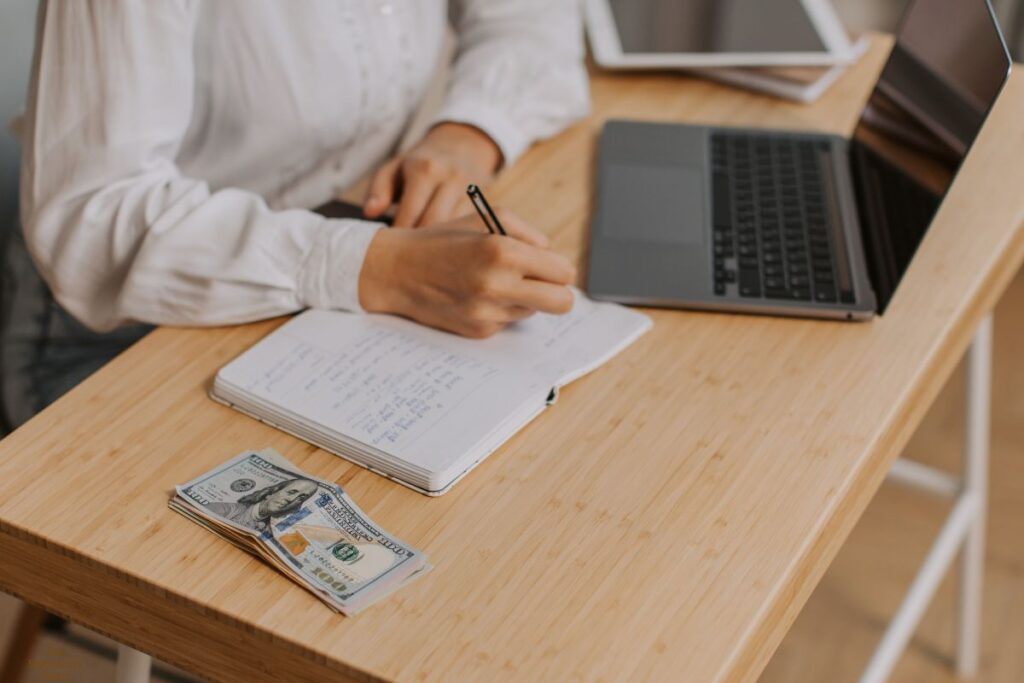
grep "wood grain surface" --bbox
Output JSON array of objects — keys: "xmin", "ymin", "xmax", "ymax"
[{"xmin": 0, "ymin": 36, "xmax": 1021, "ymax": 682}]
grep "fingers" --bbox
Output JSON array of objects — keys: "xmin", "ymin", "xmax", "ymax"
[
  {"xmin": 433, "ymin": 207, "xmax": 552, "ymax": 248},
  {"xmin": 481, "ymin": 238, "xmax": 576, "ymax": 315},
  {"xmin": 504, "ymin": 305, "xmax": 535, "ymax": 321},
  {"xmin": 491, "ymin": 209, "xmax": 549, "ymax": 248},
  {"xmin": 392, "ymin": 173, "xmax": 436, "ymax": 228},
  {"xmin": 501, "ymin": 240, "xmax": 576, "ymax": 285},
  {"xmin": 364, "ymin": 159, "xmax": 400, "ymax": 219},
  {"xmin": 451, "ymin": 320, "xmax": 507, "ymax": 340},
  {"xmin": 465, "ymin": 301, "xmax": 537, "ymax": 325},
  {"xmin": 486, "ymin": 304, "xmax": 534, "ymax": 323},
  {"xmin": 470, "ymin": 239, "xmax": 576, "ymax": 316},
  {"xmin": 449, "ymin": 303, "xmax": 535, "ymax": 339},
  {"xmin": 497, "ymin": 278, "xmax": 575, "ymax": 316},
  {"xmin": 420, "ymin": 304, "xmax": 532, "ymax": 340},
  {"xmin": 418, "ymin": 183, "xmax": 468, "ymax": 228}
]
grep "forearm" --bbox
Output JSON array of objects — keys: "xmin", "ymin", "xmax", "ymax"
[{"xmin": 25, "ymin": 179, "xmax": 382, "ymax": 331}]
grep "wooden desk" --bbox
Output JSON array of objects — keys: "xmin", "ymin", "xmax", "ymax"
[{"xmin": 0, "ymin": 37, "xmax": 1022, "ymax": 683}]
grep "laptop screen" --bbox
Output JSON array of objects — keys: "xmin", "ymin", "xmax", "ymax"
[{"xmin": 849, "ymin": 0, "xmax": 1011, "ymax": 313}]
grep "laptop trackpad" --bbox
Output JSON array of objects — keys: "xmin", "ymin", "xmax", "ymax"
[{"xmin": 601, "ymin": 164, "xmax": 706, "ymax": 245}]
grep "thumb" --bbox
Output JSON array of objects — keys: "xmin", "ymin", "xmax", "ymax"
[{"xmin": 363, "ymin": 159, "xmax": 401, "ymax": 218}]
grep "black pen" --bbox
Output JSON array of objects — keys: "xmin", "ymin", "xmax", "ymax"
[{"xmin": 466, "ymin": 184, "xmax": 507, "ymax": 236}]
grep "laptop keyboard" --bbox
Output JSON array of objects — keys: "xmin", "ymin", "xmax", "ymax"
[{"xmin": 710, "ymin": 133, "xmax": 854, "ymax": 304}]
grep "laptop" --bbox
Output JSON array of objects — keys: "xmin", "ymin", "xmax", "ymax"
[{"xmin": 586, "ymin": 0, "xmax": 1012, "ymax": 320}]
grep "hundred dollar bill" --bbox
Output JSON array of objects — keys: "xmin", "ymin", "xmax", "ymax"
[{"xmin": 170, "ymin": 448, "xmax": 428, "ymax": 615}]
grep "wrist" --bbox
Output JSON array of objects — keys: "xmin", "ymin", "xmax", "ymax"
[
  {"xmin": 424, "ymin": 122, "xmax": 502, "ymax": 176},
  {"xmin": 358, "ymin": 229, "xmax": 410, "ymax": 314}
]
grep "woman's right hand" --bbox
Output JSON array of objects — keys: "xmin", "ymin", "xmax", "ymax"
[{"xmin": 358, "ymin": 212, "xmax": 576, "ymax": 338}]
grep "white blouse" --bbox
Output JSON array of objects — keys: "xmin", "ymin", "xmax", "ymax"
[{"xmin": 18, "ymin": 0, "xmax": 589, "ymax": 332}]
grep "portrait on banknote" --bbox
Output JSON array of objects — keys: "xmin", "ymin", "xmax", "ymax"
[{"xmin": 206, "ymin": 478, "xmax": 317, "ymax": 533}]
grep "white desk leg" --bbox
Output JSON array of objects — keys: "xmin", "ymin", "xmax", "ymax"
[
  {"xmin": 862, "ymin": 314, "xmax": 993, "ymax": 683},
  {"xmin": 957, "ymin": 314, "xmax": 991, "ymax": 677},
  {"xmin": 115, "ymin": 645, "xmax": 151, "ymax": 683},
  {"xmin": 858, "ymin": 493, "xmax": 977, "ymax": 683}
]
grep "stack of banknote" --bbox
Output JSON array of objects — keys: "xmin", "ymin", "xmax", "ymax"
[{"xmin": 170, "ymin": 448, "xmax": 429, "ymax": 615}]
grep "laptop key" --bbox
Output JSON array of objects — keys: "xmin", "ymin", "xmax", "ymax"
[
  {"xmin": 713, "ymin": 174, "xmax": 732, "ymax": 226},
  {"xmin": 815, "ymin": 287, "xmax": 838, "ymax": 302},
  {"xmin": 739, "ymin": 269, "xmax": 761, "ymax": 297}
]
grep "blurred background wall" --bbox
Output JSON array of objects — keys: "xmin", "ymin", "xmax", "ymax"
[
  {"xmin": 836, "ymin": 0, "xmax": 1022, "ymax": 54},
  {"xmin": 0, "ymin": 0, "xmax": 37, "ymax": 237}
]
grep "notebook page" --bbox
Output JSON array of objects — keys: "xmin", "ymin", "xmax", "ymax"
[
  {"xmin": 444, "ymin": 290, "xmax": 654, "ymax": 389},
  {"xmin": 216, "ymin": 311, "xmax": 549, "ymax": 474},
  {"xmin": 216, "ymin": 291, "xmax": 651, "ymax": 476},
  {"xmin": 296, "ymin": 292, "xmax": 651, "ymax": 470}
]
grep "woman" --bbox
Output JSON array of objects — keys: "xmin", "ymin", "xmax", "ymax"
[{"xmin": 2, "ymin": 0, "xmax": 588, "ymax": 429}]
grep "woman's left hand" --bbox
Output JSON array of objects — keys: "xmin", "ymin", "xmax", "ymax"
[{"xmin": 363, "ymin": 122, "xmax": 502, "ymax": 228}]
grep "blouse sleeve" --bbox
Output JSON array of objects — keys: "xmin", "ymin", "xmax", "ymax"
[
  {"xmin": 19, "ymin": 0, "xmax": 382, "ymax": 333},
  {"xmin": 435, "ymin": 0, "xmax": 591, "ymax": 166}
]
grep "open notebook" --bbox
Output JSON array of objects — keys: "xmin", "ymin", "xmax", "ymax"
[{"xmin": 212, "ymin": 291, "xmax": 652, "ymax": 495}]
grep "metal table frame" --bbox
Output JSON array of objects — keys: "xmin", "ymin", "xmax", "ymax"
[{"xmin": 863, "ymin": 315, "xmax": 993, "ymax": 682}]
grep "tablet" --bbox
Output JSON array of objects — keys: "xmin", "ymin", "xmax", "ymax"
[{"xmin": 585, "ymin": 0, "xmax": 856, "ymax": 68}]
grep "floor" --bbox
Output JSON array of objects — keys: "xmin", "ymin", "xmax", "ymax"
[{"xmin": 0, "ymin": 614, "xmax": 195, "ymax": 683}]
